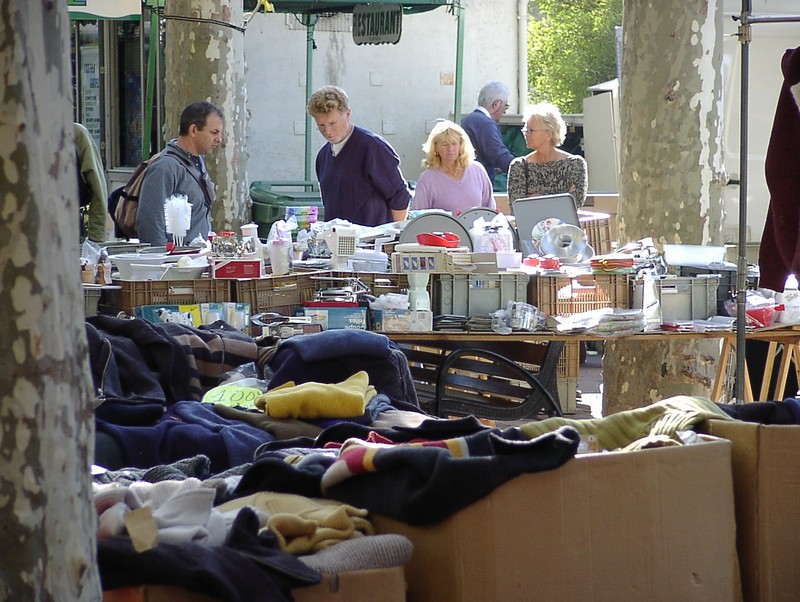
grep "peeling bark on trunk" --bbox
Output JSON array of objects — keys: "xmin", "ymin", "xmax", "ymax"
[
  {"xmin": 602, "ymin": 339, "xmax": 724, "ymax": 416},
  {"xmin": 0, "ymin": 2, "xmax": 101, "ymax": 600},
  {"xmin": 165, "ymin": 0, "xmax": 249, "ymax": 235},
  {"xmin": 604, "ymin": 0, "xmax": 727, "ymax": 413},
  {"xmin": 618, "ymin": 0, "xmax": 726, "ymax": 246}
]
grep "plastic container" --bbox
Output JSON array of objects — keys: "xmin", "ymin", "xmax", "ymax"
[
  {"xmin": 267, "ymin": 239, "xmax": 291, "ymax": 275},
  {"xmin": 779, "ymin": 274, "xmax": 800, "ymax": 323},
  {"xmin": 632, "ymin": 275, "xmax": 720, "ymax": 321},
  {"xmin": 108, "ymin": 252, "xmax": 175, "ymax": 280},
  {"xmin": 528, "ymin": 274, "xmax": 630, "ymax": 317},
  {"xmin": 432, "ymin": 273, "xmax": 530, "ymax": 316},
  {"xmin": 678, "ymin": 265, "xmax": 759, "ymax": 315},
  {"xmin": 250, "ymin": 181, "xmax": 324, "ymax": 239},
  {"xmin": 663, "ymin": 244, "xmax": 726, "ymax": 267}
]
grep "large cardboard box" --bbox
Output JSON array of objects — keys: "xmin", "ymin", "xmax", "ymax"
[
  {"xmin": 373, "ymin": 439, "xmax": 738, "ymax": 602},
  {"xmin": 294, "ymin": 566, "xmax": 406, "ymax": 602},
  {"xmin": 701, "ymin": 419, "xmax": 800, "ymax": 602},
  {"xmin": 103, "ymin": 566, "xmax": 406, "ymax": 602}
]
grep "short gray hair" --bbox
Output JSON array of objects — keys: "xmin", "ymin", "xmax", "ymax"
[{"xmin": 477, "ymin": 81, "xmax": 509, "ymax": 109}]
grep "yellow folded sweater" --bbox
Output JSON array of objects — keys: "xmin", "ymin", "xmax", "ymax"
[{"xmin": 256, "ymin": 370, "xmax": 377, "ymax": 419}]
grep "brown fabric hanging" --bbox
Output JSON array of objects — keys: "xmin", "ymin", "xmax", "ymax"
[{"xmin": 758, "ymin": 46, "xmax": 800, "ymax": 291}]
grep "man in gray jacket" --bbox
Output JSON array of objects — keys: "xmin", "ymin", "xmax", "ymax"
[{"xmin": 136, "ymin": 101, "xmax": 223, "ymax": 245}]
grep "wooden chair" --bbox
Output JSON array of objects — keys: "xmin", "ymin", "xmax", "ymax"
[{"xmin": 398, "ymin": 340, "xmax": 564, "ymax": 420}]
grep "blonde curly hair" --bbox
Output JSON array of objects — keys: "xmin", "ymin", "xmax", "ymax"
[{"xmin": 421, "ymin": 120, "xmax": 475, "ymax": 170}]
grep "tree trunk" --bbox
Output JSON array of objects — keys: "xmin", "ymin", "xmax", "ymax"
[
  {"xmin": 0, "ymin": 2, "xmax": 101, "ymax": 600},
  {"xmin": 604, "ymin": 0, "xmax": 727, "ymax": 414},
  {"xmin": 617, "ymin": 0, "xmax": 726, "ymax": 246},
  {"xmin": 164, "ymin": 0, "xmax": 249, "ymax": 236}
]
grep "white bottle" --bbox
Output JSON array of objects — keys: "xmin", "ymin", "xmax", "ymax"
[
  {"xmin": 781, "ymin": 273, "xmax": 800, "ymax": 323},
  {"xmin": 240, "ymin": 223, "xmax": 265, "ymax": 276}
]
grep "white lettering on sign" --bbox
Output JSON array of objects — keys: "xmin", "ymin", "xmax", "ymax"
[{"xmin": 353, "ymin": 4, "xmax": 403, "ymax": 46}]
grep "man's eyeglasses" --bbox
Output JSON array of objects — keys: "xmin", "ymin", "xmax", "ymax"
[
  {"xmin": 521, "ymin": 128, "xmax": 548, "ymax": 134},
  {"xmin": 504, "ymin": 103, "xmax": 510, "ymax": 110}
]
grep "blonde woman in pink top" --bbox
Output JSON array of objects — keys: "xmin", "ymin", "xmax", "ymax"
[{"xmin": 412, "ymin": 120, "xmax": 495, "ymax": 216}]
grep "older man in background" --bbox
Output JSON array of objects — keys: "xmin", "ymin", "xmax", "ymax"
[{"xmin": 461, "ymin": 81, "xmax": 516, "ymax": 191}]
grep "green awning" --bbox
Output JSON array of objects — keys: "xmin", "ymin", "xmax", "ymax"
[
  {"xmin": 265, "ymin": 1, "xmax": 449, "ymax": 15},
  {"xmin": 67, "ymin": 0, "xmax": 141, "ymax": 20}
]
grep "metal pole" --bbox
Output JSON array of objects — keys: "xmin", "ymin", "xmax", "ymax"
[
  {"xmin": 735, "ymin": 1, "xmax": 750, "ymax": 403},
  {"xmin": 453, "ymin": 1, "xmax": 465, "ymax": 122},
  {"xmin": 304, "ymin": 15, "xmax": 317, "ymax": 183}
]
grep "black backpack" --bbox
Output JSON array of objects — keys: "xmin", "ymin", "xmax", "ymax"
[{"xmin": 107, "ymin": 149, "xmax": 213, "ymax": 240}]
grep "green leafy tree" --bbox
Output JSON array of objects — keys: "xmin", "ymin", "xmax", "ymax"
[{"xmin": 528, "ymin": 0, "xmax": 623, "ymax": 113}]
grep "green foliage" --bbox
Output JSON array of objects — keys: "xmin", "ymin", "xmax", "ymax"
[{"xmin": 528, "ymin": 0, "xmax": 623, "ymax": 113}]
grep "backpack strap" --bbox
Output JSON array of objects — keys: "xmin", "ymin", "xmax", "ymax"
[{"xmin": 162, "ymin": 148, "xmax": 215, "ymax": 209}]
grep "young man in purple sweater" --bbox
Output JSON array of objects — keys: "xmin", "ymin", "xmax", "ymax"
[{"xmin": 307, "ymin": 86, "xmax": 410, "ymax": 227}]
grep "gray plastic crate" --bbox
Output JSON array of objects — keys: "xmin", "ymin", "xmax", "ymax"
[
  {"xmin": 632, "ymin": 275, "xmax": 720, "ymax": 321},
  {"xmin": 432, "ymin": 273, "xmax": 530, "ymax": 316}
]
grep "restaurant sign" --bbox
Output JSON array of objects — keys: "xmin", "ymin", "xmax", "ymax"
[{"xmin": 353, "ymin": 4, "xmax": 403, "ymax": 46}]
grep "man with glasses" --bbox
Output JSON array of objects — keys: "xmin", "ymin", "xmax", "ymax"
[
  {"xmin": 461, "ymin": 81, "xmax": 516, "ymax": 191},
  {"xmin": 137, "ymin": 101, "xmax": 223, "ymax": 245}
]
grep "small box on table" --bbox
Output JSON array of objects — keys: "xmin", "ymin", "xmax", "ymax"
[
  {"xmin": 370, "ymin": 309, "xmax": 433, "ymax": 332},
  {"xmin": 211, "ymin": 258, "xmax": 263, "ymax": 279},
  {"xmin": 302, "ymin": 305, "xmax": 367, "ymax": 330}
]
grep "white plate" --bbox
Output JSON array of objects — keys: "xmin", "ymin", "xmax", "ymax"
[
  {"xmin": 398, "ymin": 213, "xmax": 473, "ymax": 251},
  {"xmin": 457, "ymin": 207, "xmax": 499, "ymax": 228},
  {"xmin": 512, "ymin": 193, "xmax": 579, "ymax": 256}
]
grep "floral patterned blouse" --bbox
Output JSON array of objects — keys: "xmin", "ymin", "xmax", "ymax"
[{"xmin": 506, "ymin": 154, "xmax": 588, "ymax": 208}]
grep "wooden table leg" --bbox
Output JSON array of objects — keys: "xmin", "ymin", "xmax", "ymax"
[
  {"xmin": 713, "ymin": 338, "xmax": 754, "ymax": 403},
  {"xmin": 712, "ymin": 339, "xmax": 734, "ymax": 402},
  {"xmin": 773, "ymin": 342, "xmax": 796, "ymax": 401},
  {"xmin": 759, "ymin": 341, "xmax": 779, "ymax": 401}
]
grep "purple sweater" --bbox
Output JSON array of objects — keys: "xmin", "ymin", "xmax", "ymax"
[
  {"xmin": 315, "ymin": 126, "xmax": 411, "ymax": 226},
  {"xmin": 412, "ymin": 162, "xmax": 495, "ymax": 215}
]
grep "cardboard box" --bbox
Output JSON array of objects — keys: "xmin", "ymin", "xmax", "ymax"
[
  {"xmin": 700, "ymin": 419, "xmax": 800, "ymax": 602},
  {"xmin": 585, "ymin": 193, "xmax": 618, "ymax": 240},
  {"xmin": 303, "ymin": 306, "xmax": 367, "ymax": 330},
  {"xmin": 211, "ymin": 258, "xmax": 263, "ymax": 279},
  {"xmin": 370, "ymin": 309, "xmax": 433, "ymax": 332},
  {"xmin": 373, "ymin": 439, "xmax": 738, "ymax": 602},
  {"xmin": 294, "ymin": 567, "xmax": 407, "ymax": 602},
  {"xmin": 103, "ymin": 567, "xmax": 406, "ymax": 602}
]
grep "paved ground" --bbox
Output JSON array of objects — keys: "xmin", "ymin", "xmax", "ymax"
[{"xmin": 577, "ymin": 348, "xmax": 603, "ymax": 419}]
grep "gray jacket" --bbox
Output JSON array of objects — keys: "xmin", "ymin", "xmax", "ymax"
[{"xmin": 136, "ymin": 140, "xmax": 215, "ymax": 245}]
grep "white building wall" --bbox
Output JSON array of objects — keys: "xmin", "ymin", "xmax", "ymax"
[
  {"xmin": 243, "ymin": 1, "xmax": 523, "ymax": 185},
  {"xmin": 721, "ymin": 0, "xmax": 800, "ymax": 244}
]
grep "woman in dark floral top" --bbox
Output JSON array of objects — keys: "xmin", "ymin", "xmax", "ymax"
[{"xmin": 507, "ymin": 102, "xmax": 588, "ymax": 208}]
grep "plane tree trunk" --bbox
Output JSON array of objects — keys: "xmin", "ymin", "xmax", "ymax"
[
  {"xmin": 604, "ymin": 0, "xmax": 728, "ymax": 414},
  {"xmin": 0, "ymin": 1, "xmax": 101, "ymax": 599},
  {"xmin": 164, "ymin": 0, "xmax": 250, "ymax": 235}
]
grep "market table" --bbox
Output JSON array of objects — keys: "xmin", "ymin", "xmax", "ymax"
[{"xmin": 385, "ymin": 324, "xmax": 800, "ymax": 405}]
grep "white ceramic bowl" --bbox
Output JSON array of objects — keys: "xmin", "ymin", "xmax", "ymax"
[
  {"xmin": 161, "ymin": 264, "xmax": 209, "ymax": 280},
  {"xmin": 109, "ymin": 253, "xmax": 174, "ymax": 280},
  {"xmin": 125, "ymin": 263, "xmax": 171, "ymax": 281}
]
